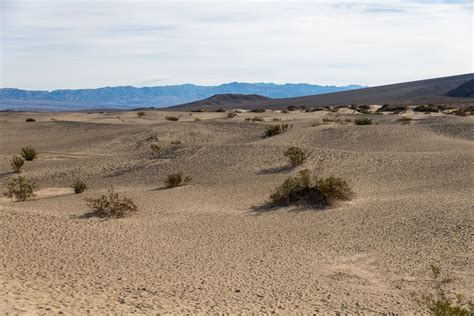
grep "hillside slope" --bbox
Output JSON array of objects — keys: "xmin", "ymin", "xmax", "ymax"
[
  {"xmin": 446, "ymin": 78, "xmax": 474, "ymax": 98},
  {"xmin": 172, "ymin": 73, "xmax": 474, "ymax": 111}
]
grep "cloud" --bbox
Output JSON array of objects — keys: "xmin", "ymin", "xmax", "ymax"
[{"xmin": 1, "ymin": 0, "xmax": 472, "ymax": 89}]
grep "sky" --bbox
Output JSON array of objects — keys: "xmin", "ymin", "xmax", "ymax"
[{"xmin": 0, "ymin": 0, "xmax": 473, "ymax": 90}]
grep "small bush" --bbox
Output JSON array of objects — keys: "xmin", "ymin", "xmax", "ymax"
[
  {"xmin": 25, "ymin": 118, "xmax": 36, "ymax": 122},
  {"xmin": 269, "ymin": 169, "xmax": 353, "ymax": 207},
  {"xmin": 11, "ymin": 156, "xmax": 25, "ymax": 173},
  {"xmin": 272, "ymin": 118, "xmax": 281, "ymax": 121},
  {"xmin": 354, "ymin": 117, "xmax": 373, "ymax": 125},
  {"xmin": 244, "ymin": 117, "xmax": 251, "ymax": 121},
  {"xmin": 72, "ymin": 179, "xmax": 87, "ymax": 194},
  {"xmin": 227, "ymin": 112, "xmax": 238, "ymax": 118},
  {"xmin": 137, "ymin": 111, "xmax": 145, "ymax": 117},
  {"xmin": 252, "ymin": 117, "xmax": 264, "ymax": 122},
  {"xmin": 21, "ymin": 146, "xmax": 38, "ymax": 161},
  {"xmin": 344, "ymin": 118, "xmax": 352, "ymax": 123},
  {"xmin": 215, "ymin": 108, "xmax": 226, "ymax": 113},
  {"xmin": 250, "ymin": 108, "xmax": 266, "ymax": 113},
  {"xmin": 413, "ymin": 104, "xmax": 439, "ymax": 113},
  {"xmin": 281, "ymin": 109, "xmax": 289, "ymax": 113},
  {"xmin": 194, "ymin": 117, "xmax": 202, "ymax": 121},
  {"xmin": 3, "ymin": 176, "xmax": 37, "ymax": 201},
  {"xmin": 397, "ymin": 117, "xmax": 413, "ymax": 124},
  {"xmin": 165, "ymin": 116, "xmax": 180, "ymax": 121},
  {"xmin": 165, "ymin": 171, "xmax": 191, "ymax": 188},
  {"xmin": 263, "ymin": 123, "xmax": 289, "ymax": 138},
  {"xmin": 170, "ymin": 140, "xmax": 182, "ymax": 145},
  {"xmin": 378, "ymin": 104, "xmax": 408, "ymax": 113},
  {"xmin": 284, "ymin": 146, "xmax": 307, "ymax": 167},
  {"xmin": 286, "ymin": 106, "xmax": 300, "ymax": 111},
  {"xmin": 85, "ymin": 189, "xmax": 138, "ymax": 218},
  {"xmin": 150, "ymin": 144, "xmax": 161, "ymax": 158}
]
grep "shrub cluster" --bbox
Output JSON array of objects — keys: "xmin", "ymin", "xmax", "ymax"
[
  {"xmin": 165, "ymin": 116, "xmax": 180, "ymax": 121},
  {"xmin": 3, "ymin": 176, "xmax": 38, "ymax": 201},
  {"xmin": 413, "ymin": 104, "xmax": 440, "ymax": 113},
  {"xmin": 227, "ymin": 112, "xmax": 238, "ymax": 118},
  {"xmin": 354, "ymin": 117, "xmax": 373, "ymax": 125},
  {"xmin": 25, "ymin": 118, "xmax": 36, "ymax": 122},
  {"xmin": 263, "ymin": 123, "xmax": 289, "ymax": 138},
  {"xmin": 11, "ymin": 156, "xmax": 25, "ymax": 173},
  {"xmin": 252, "ymin": 117, "xmax": 264, "ymax": 122},
  {"xmin": 150, "ymin": 144, "xmax": 161, "ymax": 158},
  {"xmin": 269, "ymin": 169, "xmax": 353, "ymax": 208},
  {"xmin": 85, "ymin": 189, "xmax": 138, "ymax": 218},
  {"xmin": 21, "ymin": 146, "xmax": 38, "ymax": 161},
  {"xmin": 72, "ymin": 179, "xmax": 87, "ymax": 194},
  {"xmin": 284, "ymin": 146, "xmax": 307, "ymax": 167},
  {"xmin": 165, "ymin": 171, "xmax": 191, "ymax": 188},
  {"xmin": 250, "ymin": 108, "xmax": 266, "ymax": 113}
]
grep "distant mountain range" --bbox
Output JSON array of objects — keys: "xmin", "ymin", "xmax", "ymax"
[{"xmin": 0, "ymin": 82, "xmax": 364, "ymax": 111}]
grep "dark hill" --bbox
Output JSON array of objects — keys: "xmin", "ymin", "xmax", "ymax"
[
  {"xmin": 171, "ymin": 73, "xmax": 474, "ymax": 111},
  {"xmin": 175, "ymin": 94, "xmax": 269, "ymax": 110},
  {"xmin": 446, "ymin": 79, "xmax": 474, "ymax": 98}
]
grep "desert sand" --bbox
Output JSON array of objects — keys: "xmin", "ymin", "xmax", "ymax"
[{"xmin": 1, "ymin": 109, "xmax": 473, "ymax": 313}]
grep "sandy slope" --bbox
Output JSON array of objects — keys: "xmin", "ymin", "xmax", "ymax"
[{"xmin": 1, "ymin": 109, "xmax": 473, "ymax": 313}]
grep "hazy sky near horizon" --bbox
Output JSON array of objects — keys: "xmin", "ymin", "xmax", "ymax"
[{"xmin": 1, "ymin": 0, "xmax": 473, "ymax": 90}]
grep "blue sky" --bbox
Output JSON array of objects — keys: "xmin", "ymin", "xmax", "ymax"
[{"xmin": 0, "ymin": 0, "xmax": 472, "ymax": 90}]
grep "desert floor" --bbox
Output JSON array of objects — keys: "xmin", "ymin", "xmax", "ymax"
[{"xmin": 1, "ymin": 108, "xmax": 473, "ymax": 313}]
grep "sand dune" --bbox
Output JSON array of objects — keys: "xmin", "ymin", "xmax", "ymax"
[{"xmin": 1, "ymin": 109, "xmax": 473, "ymax": 313}]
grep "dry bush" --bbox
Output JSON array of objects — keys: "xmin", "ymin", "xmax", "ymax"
[
  {"xmin": 194, "ymin": 117, "xmax": 202, "ymax": 121},
  {"xmin": 165, "ymin": 171, "xmax": 191, "ymax": 188},
  {"xmin": 21, "ymin": 146, "xmax": 38, "ymax": 161},
  {"xmin": 250, "ymin": 108, "xmax": 266, "ymax": 113},
  {"xmin": 252, "ymin": 117, "xmax": 264, "ymax": 122},
  {"xmin": 72, "ymin": 179, "xmax": 87, "ymax": 194},
  {"xmin": 284, "ymin": 146, "xmax": 307, "ymax": 167},
  {"xmin": 25, "ymin": 118, "xmax": 36, "ymax": 122},
  {"xmin": 413, "ymin": 104, "xmax": 439, "ymax": 113},
  {"xmin": 378, "ymin": 104, "xmax": 408, "ymax": 113},
  {"xmin": 170, "ymin": 140, "xmax": 182, "ymax": 145},
  {"xmin": 215, "ymin": 108, "xmax": 226, "ymax": 112},
  {"xmin": 11, "ymin": 156, "xmax": 25, "ymax": 173},
  {"xmin": 397, "ymin": 117, "xmax": 413, "ymax": 124},
  {"xmin": 137, "ymin": 111, "xmax": 145, "ymax": 117},
  {"xmin": 263, "ymin": 123, "xmax": 289, "ymax": 138},
  {"xmin": 354, "ymin": 117, "xmax": 373, "ymax": 125},
  {"xmin": 85, "ymin": 189, "xmax": 138, "ymax": 218},
  {"xmin": 412, "ymin": 265, "xmax": 473, "ymax": 316},
  {"xmin": 227, "ymin": 112, "xmax": 238, "ymax": 118},
  {"xmin": 165, "ymin": 116, "xmax": 180, "ymax": 121},
  {"xmin": 281, "ymin": 109, "xmax": 290, "ymax": 113},
  {"xmin": 272, "ymin": 118, "xmax": 281, "ymax": 121},
  {"xmin": 150, "ymin": 144, "xmax": 161, "ymax": 158},
  {"xmin": 3, "ymin": 176, "xmax": 37, "ymax": 201},
  {"xmin": 269, "ymin": 169, "xmax": 353, "ymax": 208}
]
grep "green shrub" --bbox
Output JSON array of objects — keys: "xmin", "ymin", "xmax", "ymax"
[
  {"xmin": 269, "ymin": 169, "xmax": 353, "ymax": 207},
  {"xmin": 284, "ymin": 146, "xmax": 307, "ymax": 167},
  {"xmin": 25, "ymin": 118, "xmax": 36, "ymax": 122},
  {"xmin": 72, "ymin": 179, "xmax": 87, "ymax": 194},
  {"xmin": 11, "ymin": 156, "xmax": 25, "ymax": 173},
  {"xmin": 150, "ymin": 144, "xmax": 161, "ymax": 158},
  {"xmin": 263, "ymin": 123, "xmax": 289, "ymax": 138},
  {"xmin": 165, "ymin": 171, "xmax": 191, "ymax": 188},
  {"xmin": 3, "ymin": 176, "xmax": 38, "ymax": 201},
  {"xmin": 21, "ymin": 146, "xmax": 38, "ymax": 161},
  {"xmin": 85, "ymin": 189, "xmax": 138, "ymax": 218},
  {"xmin": 165, "ymin": 116, "xmax": 180, "ymax": 121},
  {"xmin": 137, "ymin": 111, "xmax": 145, "ymax": 117},
  {"xmin": 354, "ymin": 117, "xmax": 373, "ymax": 125}
]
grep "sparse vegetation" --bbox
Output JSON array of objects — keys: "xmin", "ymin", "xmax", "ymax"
[
  {"xmin": 165, "ymin": 171, "xmax": 191, "ymax": 188},
  {"xmin": 281, "ymin": 109, "xmax": 289, "ymax": 113},
  {"xmin": 137, "ymin": 111, "xmax": 146, "ymax": 117},
  {"xmin": 215, "ymin": 108, "xmax": 226, "ymax": 112},
  {"xmin": 398, "ymin": 116, "xmax": 413, "ymax": 124},
  {"xmin": 194, "ymin": 117, "xmax": 202, "ymax": 121},
  {"xmin": 11, "ymin": 156, "xmax": 25, "ymax": 173},
  {"xmin": 272, "ymin": 118, "xmax": 281, "ymax": 121},
  {"xmin": 263, "ymin": 123, "xmax": 289, "ymax": 138},
  {"xmin": 284, "ymin": 146, "xmax": 307, "ymax": 167},
  {"xmin": 170, "ymin": 140, "xmax": 182, "ymax": 145},
  {"xmin": 25, "ymin": 118, "xmax": 36, "ymax": 122},
  {"xmin": 354, "ymin": 117, "xmax": 373, "ymax": 125},
  {"xmin": 227, "ymin": 112, "xmax": 238, "ymax": 118},
  {"xmin": 85, "ymin": 189, "xmax": 138, "ymax": 218},
  {"xmin": 413, "ymin": 265, "xmax": 473, "ymax": 316},
  {"xmin": 3, "ymin": 176, "xmax": 38, "ymax": 201},
  {"xmin": 413, "ymin": 104, "xmax": 439, "ymax": 113},
  {"xmin": 165, "ymin": 116, "xmax": 180, "ymax": 121},
  {"xmin": 72, "ymin": 179, "xmax": 87, "ymax": 194},
  {"xmin": 250, "ymin": 108, "xmax": 266, "ymax": 113},
  {"xmin": 21, "ymin": 146, "xmax": 38, "ymax": 161},
  {"xmin": 252, "ymin": 117, "xmax": 264, "ymax": 122},
  {"xmin": 378, "ymin": 104, "xmax": 408, "ymax": 113},
  {"xmin": 269, "ymin": 169, "xmax": 353, "ymax": 207},
  {"xmin": 150, "ymin": 144, "xmax": 161, "ymax": 158}
]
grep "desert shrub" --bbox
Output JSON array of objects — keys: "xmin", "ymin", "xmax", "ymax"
[
  {"xmin": 397, "ymin": 116, "xmax": 413, "ymax": 124},
  {"xmin": 281, "ymin": 109, "xmax": 289, "ymax": 113},
  {"xmin": 413, "ymin": 104, "xmax": 439, "ymax": 113},
  {"xmin": 170, "ymin": 140, "xmax": 182, "ymax": 145},
  {"xmin": 194, "ymin": 117, "xmax": 202, "ymax": 121},
  {"xmin": 284, "ymin": 146, "xmax": 307, "ymax": 167},
  {"xmin": 215, "ymin": 108, "xmax": 226, "ymax": 112},
  {"xmin": 165, "ymin": 171, "xmax": 191, "ymax": 188},
  {"xmin": 413, "ymin": 265, "xmax": 473, "ymax": 316},
  {"xmin": 269, "ymin": 169, "xmax": 353, "ymax": 207},
  {"xmin": 252, "ymin": 117, "xmax": 264, "ymax": 122},
  {"xmin": 137, "ymin": 111, "xmax": 145, "ymax": 117},
  {"xmin": 72, "ymin": 179, "xmax": 87, "ymax": 194},
  {"xmin": 344, "ymin": 118, "xmax": 352, "ymax": 123},
  {"xmin": 21, "ymin": 146, "xmax": 38, "ymax": 161},
  {"xmin": 272, "ymin": 118, "xmax": 281, "ymax": 121},
  {"xmin": 244, "ymin": 117, "xmax": 251, "ymax": 121},
  {"xmin": 25, "ymin": 118, "xmax": 36, "ymax": 122},
  {"xmin": 354, "ymin": 117, "xmax": 373, "ymax": 125},
  {"xmin": 150, "ymin": 144, "xmax": 161, "ymax": 158},
  {"xmin": 227, "ymin": 112, "xmax": 238, "ymax": 118},
  {"xmin": 11, "ymin": 156, "xmax": 25, "ymax": 173},
  {"xmin": 378, "ymin": 104, "xmax": 408, "ymax": 113},
  {"xmin": 165, "ymin": 116, "xmax": 180, "ymax": 121},
  {"xmin": 263, "ymin": 123, "xmax": 289, "ymax": 138},
  {"xmin": 85, "ymin": 189, "xmax": 138, "ymax": 218},
  {"xmin": 250, "ymin": 108, "xmax": 266, "ymax": 113},
  {"xmin": 322, "ymin": 118, "xmax": 344, "ymax": 124},
  {"xmin": 286, "ymin": 106, "xmax": 302, "ymax": 111},
  {"xmin": 3, "ymin": 176, "xmax": 37, "ymax": 201}
]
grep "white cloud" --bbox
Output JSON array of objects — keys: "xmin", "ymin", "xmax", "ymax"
[{"xmin": 1, "ymin": 0, "xmax": 472, "ymax": 89}]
